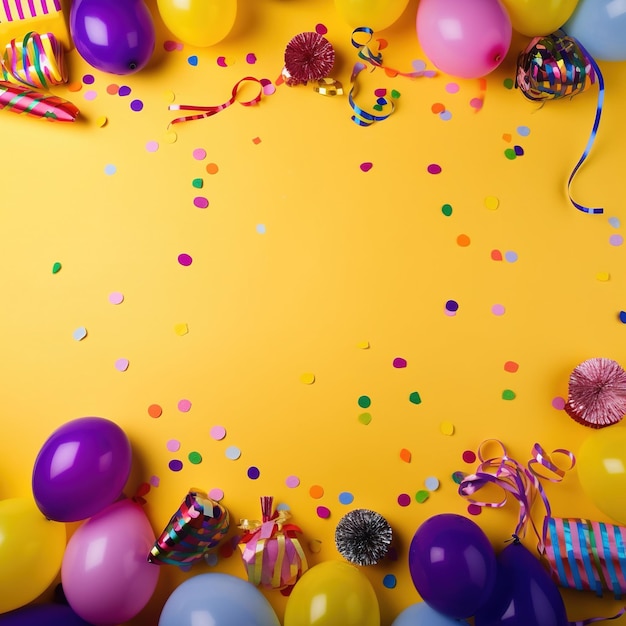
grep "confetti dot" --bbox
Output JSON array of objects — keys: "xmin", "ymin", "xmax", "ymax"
[
  {"xmin": 468, "ymin": 504, "xmax": 482, "ymax": 516},
  {"xmin": 206, "ymin": 162, "xmax": 219, "ymax": 175},
  {"xmin": 217, "ymin": 56, "xmax": 228, "ymax": 67},
  {"xmin": 163, "ymin": 90, "xmax": 175, "ymax": 103},
  {"xmin": 104, "ymin": 164, "xmax": 116, "ymax": 175},
  {"xmin": 145, "ymin": 140, "xmax": 159, "ymax": 152},
  {"xmin": 169, "ymin": 460, "xmax": 183, "ymax": 472},
  {"xmin": 552, "ymin": 396, "xmax": 566, "ymax": 410},
  {"xmin": 484, "ymin": 196, "xmax": 499, "ymax": 210},
  {"xmin": 115, "ymin": 358, "xmax": 129, "ymax": 372},
  {"xmin": 225, "ymin": 446, "xmax": 241, "ymax": 460},
  {"xmin": 431, "ymin": 102, "xmax": 445, "ymax": 114},
  {"xmin": 383, "ymin": 574, "xmax": 397, "ymax": 589},
  {"xmin": 73, "ymin": 327, "xmax": 87, "ymax": 341},
  {"xmin": 339, "ymin": 492, "xmax": 354, "ymax": 505},
  {"xmin": 118, "ymin": 85, "xmax": 131, "ymax": 96},
  {"xmin": 492, "ymin": 304, "xmax": 506, "ymax": 316},
  {"xmin": 247, "ymin": 466, "xmax": 260, "ymax": 479},
  {"xmin": 397, "ymin": 493, "xmax": 411, "ymax": 507},
  {"xmin": 357, "ymin": 340, "xmax": 370, "ymax": 349},
  {"xmin": 178, "ymin": 253, "xmax": 193, "ymax": 266},
  {"xmin": 210, "ymin": 425, "xmax": 226, "ymax": 440},
  {"xmin": 502, "ymin": 133, "xmax": 512, "ymax": 142},
  {"xmin": 360, "ymin": 162, "xmax": 373, "ymax": 172},
  {"xmin": 445, "ymin": 82, "xmax": 460, "ymax": 94},
  {"xmin": 469, "ymin": 97, "xmax": 483, "ymax": 110},
  {"xmin": 358, "ymin": 412, "xmax": 372, "ymax": 425},
  {"xmin": 256, "ymin": 224, "xmax": 266, "ymax": 234},
  {"xmin": 315, "ymin": 23, "xmax": 328, "ymax": 35},
  {"xmin": 208, "ymin": 488, "xmax": 224, "ymax": 501},
  {"xmin": 358, "ymin": 395, "xmax": 371, "ymax": 408},
  {"xmin": 514, "ymin": 145, "xmax": 524, "ymax": 156},
  {"xmin": 192, "ymin": 178, "xmax": 203, "ymax": 189},
  {"xmin": 439, "ymin": 110, "xmax": 452, "ymax": 121},
  {"xmin": 502, "ymin": 389, "xmax": 516, "ymax": 400},
  {"xmin": 440, "ymin": 421, "xmax": 455, "ymax": 435},
  {"xmin": 445, "ymin": 299, "xmax": 459, "ymax": 312},
  {"xmin": 262, "ymin": 82, "xmax": 276, "ymax": 96},
  {"xmin": 167, "ymin": 439, "xmax": 181, "ymax": 452},
  {"xmin": 148, "ymin": 404, "xmax": 162, "ymax": 418},
  {"xmin": 163, "ymin": 40, "xmax": 180, "ymax": 51},
  {"xmin": 491, "ymin": 249, "xmax": 503, "ymax": 261},
  {"xmin": 174, "ymin": 323, "xmax": 189, "ymax": 336},
  {"xmin": 504, "ymin": 361, "xmax": 519, "ymax": 373},
  {"xmin": 610, "ymin": 234, "xmax": 624, "ymax": 246},
  {"xmin": 316, "ymin": 506, "xmax": 331, "ymax": 519},
  {"xmin": 462, "ymin": 450, "xmax": 477, "ymax": 464},
  {"xmin": 415, "ymin": 490, "xmax": 430, "ymax": 503},
  {"xmin": 517, "ymin": 125, "xmax": 531, "ymax": 137},
  {"xmin": 300, "ymin": 372, "xmax": 315, "ymax": 384},
  {"xmin": 427, "ymin": 163, "xmax": 442, "ymax": 175},
  {"xmin": 178, "ymin": 399, "xmax": 192, "ymax": 412},
  {"xmin": 82, "ymin": 73, "xmax": 95, "ymax": 85},
  {"xmin": 393, "ymin": 357, "xmax": 407, "ymax": 368},
  {"xmin": 286, "ymin": 476, "xmax": 300, "ymax": 488},
  {"xmin": 188, "ymin": 55, "xmax": 198, "ymax": 66},
  {"xmin": 52, "ymin": 262, "xmax": 62, "ymax": 274},
  {"xmin": 96, "ymin": 116, "xmax": 108, "ymax": 127},
  {"xmin": 400, "ymin": 448, "xmax": 411, "ymax": 463},
  {"xmin": 193, "ymin": 196, "xmax": 209, "ymax": 209},
  {"xmin": 609, "ymin": 217, "xmax": 621, "ymax": 229},
  {"xmin": 503, "ymin": 78, "xmax": 514, "ymax": 89},
  {"xmin": 425, "ymin": 476, "xmax": 440, "ymax": 491},
  {"xmin": 456, "ymin": 234, "xmax": 471, "ymax": 247},
  {"xmin": 309, "ymin": 539, "xmax": 322, "ymax": 553},
  {"xmin": 409, "ymin": 391, "xmax": 422, "ymax": 405},
  {"xmin": 246, "ymin": 53, "xmax": 257, "ymax": 64},
  {"xmin": 188, "ymin": 451, "xmax": 202, "ymax": 464},
  {"xmin": 596, "ymin": 271, "xmax": 610, "ymax": 281},
  {"xmin": 441, "ymin": 203, "xmax": 453, "ymax": 216},
  {"xmin": 150, "ymin": 475, "xmax": 160, "ymax": 487},
  {"xmin": 130, "ymin": 99, "xmax": 144, "ymax": 112},
  {"xmin": 452, "ymin": 471, "xmax": 465, "ymax": 484},
  {"xmin": 309, "ymin": 485, "xmax": 324, "ymax": 499},
  {"xmin": 252, "ymin": 137, "xmax": 262, "ymax": 144},
  {"xmin": 504, "ymin": 148, "xmax": 517, "ymax": 160},
  {"xmin": 106, "ymin": 83, "xmax": 119, "ymax": 95},
  {"xmin": 67, "ymin": 81, "xmax": 82, "ymax": 92},
  {"xmin": 620, "ymin": 311, "xmax": 626, "ymax": 324},
  {"xmin": 164, "ymin": 131, "xmax": 177, "ymax": 144},
  {"xmin": 504, "ymin": 251, "xmax": 518, "ymax": 263},
  {"xmin": 193, "ymin": 148, "xmax": 206, "ymax": 160},
  {"xmin": 108, "ymin": 291, "xmax": 124, "ymax": 305}
]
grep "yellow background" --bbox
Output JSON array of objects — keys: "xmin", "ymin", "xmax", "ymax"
[{"xmin": 2, "ymin": 0, "xmax": 626, "ymax": 623}]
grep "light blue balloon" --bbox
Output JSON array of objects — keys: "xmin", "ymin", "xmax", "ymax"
[
  {"xmin": 159, "ymin": 573, "xmax": 281, "ymax": 626},
  {"xmin": 392, "ymin": 602, "xmax": 471, "ymax": 626},
  {"xmin": 563, "ymin": 0, "xmax": 626, "ymax": 61}
]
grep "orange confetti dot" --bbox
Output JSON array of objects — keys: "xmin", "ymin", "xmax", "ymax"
[
  {"xmin": 67, "ymin": 81, "xmax": 82, "ymax": 92},
  {"xmin": 400, "ymin": 448, "xmax": 411, "ymax": 463},
  {"xmin": 457, "ymin": 234, "xmax": 471, "ymax": 247},
  {"xmin": 309, "ymin": 485, "xmax": 324, "ymax": 499},
  {"xmin": 106, "ymin": 83, "xmax": 119, "ymax": 95},
  {"xmin": 504, "ymin": 361, "xmax": 519, "ymax": 373},
  {"xmin": 252, "ymin": 137, "xmax": 262, "ymax": 144},
  {"xmin": 431, "ymin": 102, "xmax": 445, "ymax": 114},
  {"xmin": 502, "ymin": 133, "xmax": 512, "ymax": 142},
  {"xmin": 148, "ymin": 404, "xmax": 163, "ymax": 418},
  {"xmin": 206, "ymin": 162, "xmax": 219, "ymax": 175}
]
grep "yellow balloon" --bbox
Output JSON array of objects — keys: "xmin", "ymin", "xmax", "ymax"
[
  {"xmin": 284, "ymin": 561, "xmax": 380, "ymax": 626},
  {"xmin": 334, "ymin": 0, "xmax": 410, "ymax": 32},
  {"xmin": 497, "ymin": 0, "xmax": 579, "ymax": 36},
  {"xmin": 577, "ymin": 426, "xmax": 626, "ymax": 525},
  {"xmin": 0, "ymin": 498, "xmax": 66, "ymax": 613},
  {"xmin": 156, "ymin": 0, "xmax": 237, "ymax": 47}
]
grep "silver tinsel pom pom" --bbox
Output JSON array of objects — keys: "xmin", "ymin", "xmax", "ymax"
[{"xmin": 335, "ymin": 509, "xmax": 392, "ymax": 566}]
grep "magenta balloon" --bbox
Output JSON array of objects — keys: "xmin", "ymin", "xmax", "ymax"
[
  {"xmin": 70, "ymin": 0, "xmax": 155, "ymax": 74},
  {"xmin": 408, "ymin": 513, "xmax": 497, "ymax": 619},
  {"xmin": 62, "ymin": 499, "xmax": 160, "ymax": 625},
  {"xmin": 416, "ymin": 0, "xmax": 512, "ymax": 78},
  {"xmin": 32, "ymin": 417, "xmax": 132, "ymax": 522},
  {"xmin": 474, "ymin": 541, "xmax": 569, "ymax": 626}
]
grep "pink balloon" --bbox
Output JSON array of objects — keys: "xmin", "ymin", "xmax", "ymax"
[
  {"xmin": 62, "ymin": 499, "xmax": 160, "ymax": 625},
  {"xmin": 416, "ymin": 0, "xmax": 512, "ymax": 78}
]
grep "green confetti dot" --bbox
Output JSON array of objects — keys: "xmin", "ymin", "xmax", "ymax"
[
  {"xmin": 503, "ymin": 78, "xmax": 514, "ymax": 89},
  {"xmin": 391, "ymin": 89, "xmax": 400, "ymax": 99},
  {"xmin": 502, "ymin": 389, "xmax": 516, "ymax": 400},
  {"xmin": 192, "ymin": 178, "xmax": 203, "ymax": 188},
  {"xmin": 358, "ymin": 412, "xmax": 372, "ymax": 425},
  {"xmin": 504, "ymin": 148, "xmax": 517, "ymax": 160},
  {"xmin": 188, "ymin": 451, "xmax": 203, "ymax": 464},
  {"xmin": 415, "ymin": 490, "xmax": 429, "ymax": 503},
  {"xmin": 441, "ymin": 203, "xmax": 453, "ymax": 217},
  {"xmin": 451, "ymin": 471, "xmax": 466, "ymax": 484},
  {"xmin": 358, "ymin": 395, "xmax": 371, "ymax": 408},
  {"xmin": 52, "ymin": 262, "xmax": 62, "ymax": 274},
  {"xmin": 409, "ymin": 391, "xmax": 422, "ymax": 405}
]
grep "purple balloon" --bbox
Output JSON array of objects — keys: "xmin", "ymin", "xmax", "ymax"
[
  {"xmin": 0, "ymin": 604, "xmax": 91, "ymax": 626},
  {"xmin": 474, "ymin": 540, "xmax": 569, "ymax": 626},
  {"xmin": 408, "ymin": 513, "xmax": 497, "ymax": 619},
  {"xmin": 70, "ymin": 0, "xmax": 155, "ymax": 74},
  {"xmin": 32, "ymin": 416, "xmax": 132, "ymax": 522}
]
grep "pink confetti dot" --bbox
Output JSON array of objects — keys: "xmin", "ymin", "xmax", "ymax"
[
  {"xmin": 178, "ymin": 253, "xmax": 193, "ymax": 266},
  {"xmin": 397, "ymin": 493, "xmax": 411, "ymax": 507},
  {"xmin": 210, "ymin": 425, "xmax": 226, "ymax": 440},
  {"xmin": 360, "ymin": 162, "xmax": 373, "ymax": 172},
  {"xmin": 167, "ymin": 439, "xmax": 181, "ymax": 452},
  {"xmin": 610, "ymin": 234, "xmax": 624, "ymax": 246},
  {"xmin": 462, "ymin": 450, "xmax": 476, "ymax": 464},
  {"xmin": 427, "ymin": 163, "xmax": 442, "ymax": 174},
  {"xmin": 262, "ymin": 82, "xmax": 276, "ymax": 96},
  {"xmin": 150, "ymin": 475, "xmax": 160, "ymax": 487},
  {"xmin": 393, "ymin": 357, "xmax": 407, "ymax": 368},
  {"xmin": 115, "ymin": 358, "xmax": 129, "ymax": 372},
  {"xmin": 445, "ymin": 82, "xmax": 460, "ymax": 94},
  {"xmin": 164, "ymin": 40, "xmax": 182, "ymax": 51},
  {"xmin": 285, "ymin": 475, "xmax": 300, "ymax": 488},
  {"xmin": 552, "ymin": 396, "xmax": 566, "ymax": 410},
  {"xmin": 208, "ymin": 488, "xmax": 224, "ymax": 501},
  {"xmin": 316, "ymin": 506, "xmax": 331, "ymax": 519},
  {"xmin": 315, "ymin": 23, "xmax": 328, "ymax": 35},
  {"xmin": 193, "ymin": 148, "xmax": 207, "ymax": 160},
  {"xmin": 178, "ymin": 399, "xmax": 192, "ymax": 412},
  {"xmin": 217, "ymin": 57, "xmax": 227, "ymax": 67},
  {"xmin": 145, "ymin": 141, "xmax": 159, "ymax": 153},
  {"xmin": 491, "ymin": 304, "xmax": 506, "ymax": 316},
  {"xmin": 193, "ymin": 196, "xmax": 209, "ymax": 209},
  {"xmin": 470, "ymin": 98, "xmax": 484, "ymax": 110},
  {"xmin": 108, "ymin": 291, "xmax": 124, "ymax": 305},
  {"xmin": 246, "ymin": 53, "xmax": 257, "ymax": 64},
  {"xmin": 374, "ymin": 88, "xmax": 387, "ymax": 97},
  {"xmin": 84, "ymin": 90, "xmax": 97, "ymax": 101},
  {"xmin": 467, "ymin": 504, "xmax": 482, "ymax": 516}
]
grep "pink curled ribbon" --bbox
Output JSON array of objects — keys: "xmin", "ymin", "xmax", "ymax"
[{"xmin": 168, "ymin": 76, "xmax": 266, "ymax": 125}]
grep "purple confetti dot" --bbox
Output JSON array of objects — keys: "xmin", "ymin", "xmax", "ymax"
[
  {"xmin": 82, "ymin": 74, "xmax": 95, "ymax": 85},
  {"xmin": 427, "ymin": 163, "xmax": 442, "ymax": 175},
  {"xmin": 130, "ymin": 99, "xmax": 144, "ymax": 112},
  {"xmin": 285, "ymin": 475, "xmax": 300, "ymax": 488},
  {"xmin": 169, "ymin": 459, "xmax": 183, "ymax": 472},
  {"xmin": 514, "ymin": 145, "xmax": 524, "ymax": 156},
  {"xmin": 178, "ymin": 253, "xmax": 193, "ymax": 266},
  {"xmin": 610, "ymin": 234, "xmax": 624, "ymax": 246},
  {"xmin": 246, "ymin": 53, "xmax": 257, "ymax": 64},
  {"xmin": 316, "ymin": 506, "xmax": 331, "ymax": 519},
  {"xmin": 194, "ymin": 196, "xmax": 209, "ymax": 209},
  {"xmin": 118, "ymin": 85, "xmax": 131, "ymax": 96},
  {"xmin": 445, "ymin": 299, "xmax": 459, "ymax": 312},
  {"xmin": 247, "ymin": 466, "xmax": 260, "ymax": 479},
  {"xmin": 392, "ymin": 357, "xmax": 407, "ymax": 368}
]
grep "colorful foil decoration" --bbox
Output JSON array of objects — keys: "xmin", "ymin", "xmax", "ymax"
[
  {"xmin": 459, "ymin": 440, "xmax": 626, "ymax": 605},
  {"xmin": 2, "ymin": 31, "xmax": 67, "ymax": 88},
  {"xmin": 335, "ymin": 508, "xmax": 392, "ymax": 565},
  {"xmin": 148, "ymin": 490, "xmax": 230, "ymax": 566},
  {"xmin": 516, "ymin": 30, "xmax": 604, "ymax": 215},
  {"xmin": 565, "ymin": 358, "xmax": 626, "ymax": 428},
  {"xmin": 0, "ymin": 79, "xmax": 78, "ymax": 121},
  {"xmin": 282, "ymin": 31, "xmax": 335, "ymax": 87},
  {"xmin": 238, "ymin": 496, "xmax": 308, "ymax": 590},
  {"xmin": 168, "ymin": 76, "xmax": 265, "ymax": 125}
]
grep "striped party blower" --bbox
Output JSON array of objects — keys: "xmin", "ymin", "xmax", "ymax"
[{"xmin": 0, "ymin": 79, "xmax": 77, "ymax": 120}]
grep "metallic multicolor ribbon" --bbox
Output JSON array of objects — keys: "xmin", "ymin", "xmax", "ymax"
[
  {"xmin": 0, "ymin": 79, "xmax": 77, "ymax": 121},
  {"xmin": 516, "ymin": 31, "xmax": 604, "ymax": 215},
  {"xmin": 148, "ymin": 490, "xmax": 230, "ymax": 566},
  {"xmin": 238, "ymin": 496, "xmax": 308, "ymax": 590},
  {"xmin": 168, "ymin": 76, "xmax": 264, "ymax": 125},
  {"xmin": 2, "ymin": 31, "xmax": 67, "ymax": 89}
]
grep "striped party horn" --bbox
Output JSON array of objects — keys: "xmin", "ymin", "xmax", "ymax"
[{"xmin": 0, "ymin": 79, "xmax": 77, "ymax": 120}]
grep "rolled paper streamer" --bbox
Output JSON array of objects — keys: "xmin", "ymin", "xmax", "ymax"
[
  {"xmin": 0, "ymin": 80, "xmax": 78, "ymax": 121},
  {"xmin": 282, "ymin": 31, "xmax": 335, "ymax": 87},
  {"xmin": 2, "ymin": 31, "xmax": 67, "ymax": 88},
  {"xmin": 0, "ymin": 0, "xmax": 71, "ymax": 50},
  {"xmin": 148, "ymin": 489, "xmax": 230, "ymax": 566},
  {"xmin": 515, "ymin": 30, "xmax": 604, "ymax": 215},
  {"xmin": 238, "ymin": 496, "xmax": 308, "ymax": 590}
]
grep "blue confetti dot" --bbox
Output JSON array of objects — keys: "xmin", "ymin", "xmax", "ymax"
[
  {"xmin": 104, "ymin": 164, "xmax": 116, "ymax": 175},
  {"xmin": 619, "ymin": 311, "xmax": 626, "ymax": 324},
  {"xmin": 256, "ymin": 224, "xmax": 266, "ymax": 234},
  {"xmin": 204, "ymin": 553, "xmax": 219, "ymax": 566},
  {"xmin": 609, "ymin": 217, "xmax": 621, "ymax": 229},
  {"xmin": 504, "ymin": 251, "xmax": 518, "ymax": 263},
  {"xmin": 383, "ymin": 574, "xmax": 397, "ymax": 589},
  {"xmin": 225, "ymin": 446, "xmax": 241, "ymax": 460},
  {"xmin": 439, "ymin": 110, "xmax": 452, "ymax": 121},
  {"xmin": 188, "ymin": 55, "xmax": 199, "ymax": 66},
  {"xmin": 276, "ymin": 502, "xmax": 290, "ymax": 511},
  {"xmin": 517, "ymin": 125, "xmax": 531, "ymax": 136},
  {"xmin": 338, "ymin": 492, "xmax": 354, "ymax": 505}
]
